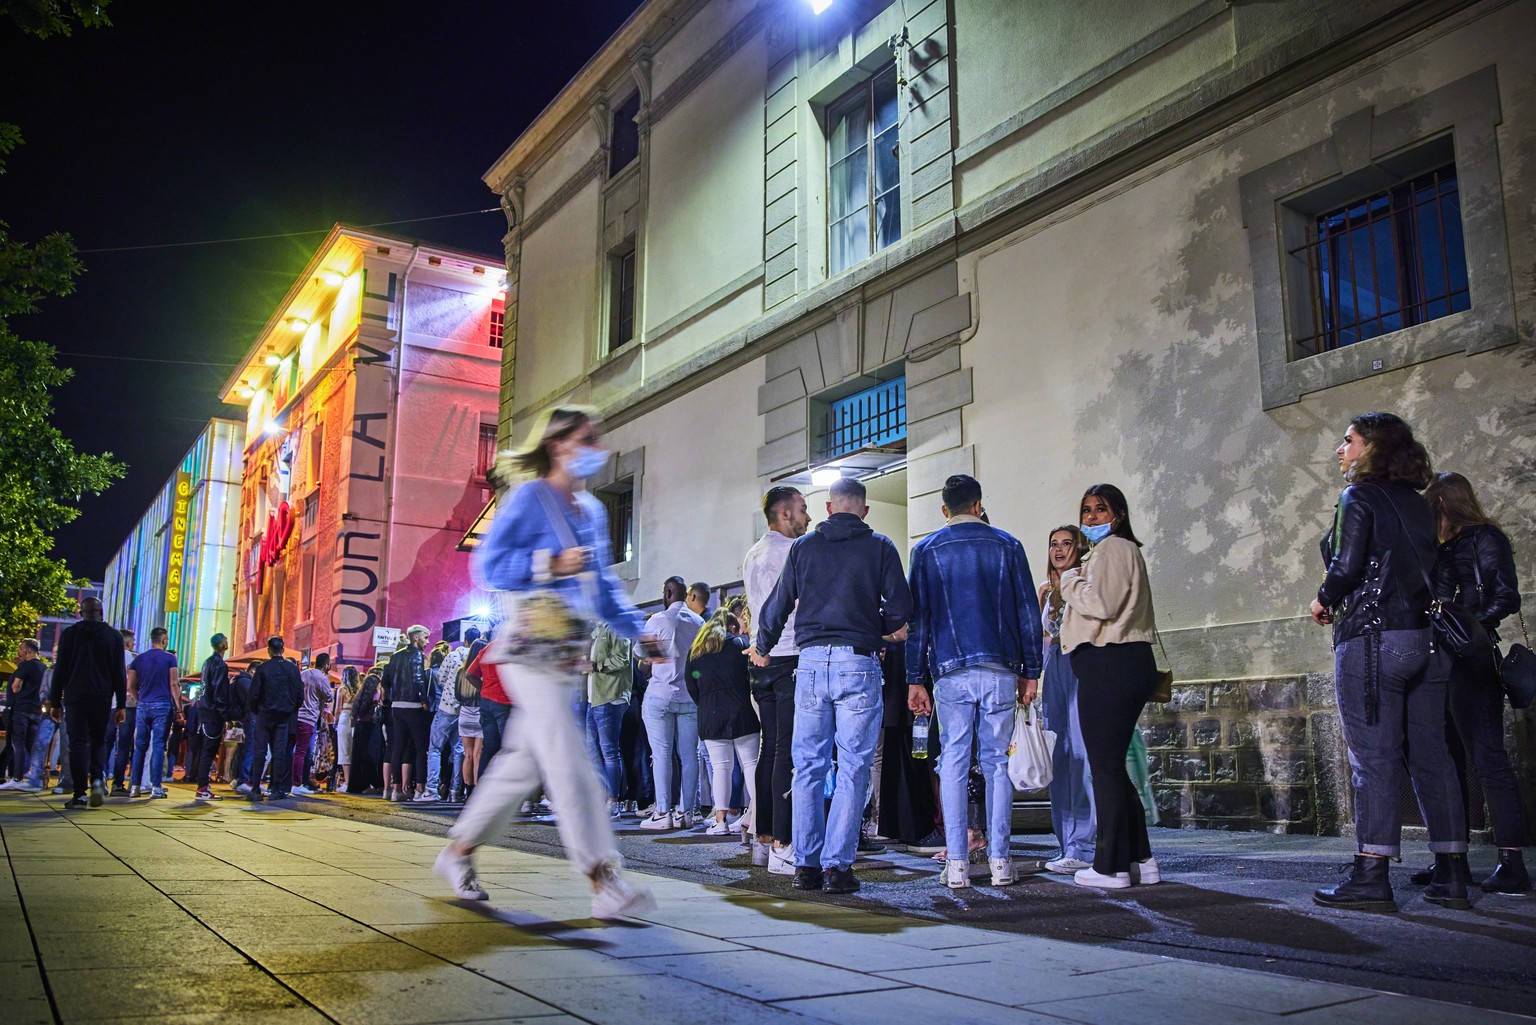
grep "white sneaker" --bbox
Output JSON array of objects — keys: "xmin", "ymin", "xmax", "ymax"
[
  {"xmin": 291, "ymin": 785, "xmax": 315, "ymax": 796},
  {"xmin": 414, "ymin": 791, "xmax": 441, "ymax": 803},
  {"xmin": 679, "ymin": 810, "xmax": 700, "ymax": 829},
  {"xmin": 703, "ymin": 820, "xmax": 731, "ymax": 836},
  {"xmin": 767, "ymin": 845, "xmax": 796, "ymax": 876},
  {"xmin": 0, "ymin": 780, "xmax": 20, "ymax": 791},
  {"xmin": 944, "ymin": 859, "xmax": 971, "ymax": 889},
  {"xmin": 1132, "ymin": 857, "xmax": 1161, "ymax": 885},
  {"xmin": 129, "ymin": 786, "xmax": 141, "ymax": 798},
  {"xmin": 990, "ymin": 857, "xmax": 1017, "ymax": 886},
  {"xmin": 1074, "ymin": 867, "xmax": 1132, "ymax": 889},
  {"xmin": 51, "ymin": 785, "xmax": 65, "ymax": 795},
  {"xmin": 433, "ymin": 847, "xmax": 489, "ymax": 900},
  {"xmin": 15, "ymin": 781, "xmax": 42, "ymax": 793},
  {"xmin": 590, "ymin": 863, "xmax": 655, "ymax": 921},
  {"xmin": 638, "ymin": 811, "xmax": 676, "ymax": 830},
  {"xmin": 1045, "ymin": 856, "xmax": 1093, "ymax": 873},
  {"xmin": 752, "ymin": 841, "xmax": 771, "ymax": 868},
  {"xmin": 729, "ymin": 812, "xmax": 750, "ymax": 832}
]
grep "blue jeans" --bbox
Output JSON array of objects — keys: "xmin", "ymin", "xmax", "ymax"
[
  {"xmin": 586, "ymin": 700, "xmax": 627, "ymax": 799},
  {"xmin": 935, "ymin": 666, "xmax": 1016, "ymax": 860},
  {"xmin": 26, "ymin": 716, "xmax": 58, "ymax": 785},
  {"xmin": 479, "ymin": 700, "xmax": 512, "ymax": 774},
  {"xmin": 1041, "ymin": 642, "xmax": 1094, "ymax": 861},
  {"xmin": 131, "ymin": 704, "xmax": 173, "ymax": 790},
  {"xmin": 791, "ymin": 646, "xmax": 883, "ymax": 871},
  {"xmin": 1335, "ymin": 628, "xmax": 1466, "ymax": 857},
  {"xmin": 425, "ymin": 709, "xmax": 462, "ymax": 792},
  {"xmin": 641, "ymin": 697, "xmax": 698, "ymax": 814}
]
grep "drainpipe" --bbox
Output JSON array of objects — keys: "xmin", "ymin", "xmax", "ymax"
[{"xmin": 377, "ymin": 244, "xmax": 419, "ymax": 633}]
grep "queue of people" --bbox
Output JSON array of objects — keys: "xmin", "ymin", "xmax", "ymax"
[{"xmin": 3, "ymin": 408, "xmax": 1526, "ymax": 920}]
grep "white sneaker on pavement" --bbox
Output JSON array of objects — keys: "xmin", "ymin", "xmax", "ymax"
[
  {"xmin": 703, "ymin": 820, "xmax": 731, "ymax": 836},
  {"xmin": 1045, "ymin": 856, "xmax": 1092, "ymax": 873},
  {"xmin": 729, "ymin": 813, "xmax": 750, "ymax": 832},
  {"xmin": 944, "ymin": 859, "xmax": 971, "ymax": 889},
  {"xmin": 767, "ymin": 845, "xmax": 796, "ymax": 876},
  {"xmin": 1132, "ymin": 857, "xmax": 1161, "ymax": 885},
  {"xmin": 990, "ymin": 857, "xmax": 1017, "ymax": 886},
  {"xmin": 1074, "ymin": 867, "xmax": 1132, "ymax": 889},
  {"xmin": 752, "ymin": 841, "xmax": 771, "ymax": 868},
  {"xmin": 589, "ymin": 862, "xmax": 655, "ymax": 921},
  {"xmin": 434, "ymin": 846, "xmax": 489, "ymax": 900},
  {"xmin": 638, "ymin": 811, "xmax": 676, "ymax": 830},
  {"xmin": 291, "ymin": 785, "xmax": 315, "ymax": 796},
  {"xmin": 414, "ymin": 791, "xmax": 441, "ymax": 803}
]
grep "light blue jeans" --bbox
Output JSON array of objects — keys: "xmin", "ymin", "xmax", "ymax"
[
  {"xmin": 131, "ymin": 704, "xmax": 173, "ymax": 791},
  {"xmin": 641, "ymin": 697, "xmax": 699, "ymax": 814},
  {"xmin": 1041, "ymin": 642, "xmax": 1095, "ymax": 861},
  {"xmin": 425, "ymin": 709, "xmax": 462, "ymax": 792},
  {"xmin": 792, "ymin": 646, "xmax": 883, "ymax": 871},
  {"xmin": 935, "ymin": 665, "xmax": 1017, "ymax": 860}
]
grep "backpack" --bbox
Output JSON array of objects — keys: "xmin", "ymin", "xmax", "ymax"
[{"xmin": 205, "ymin": 657, "xmax": 246, "ymax": 721}]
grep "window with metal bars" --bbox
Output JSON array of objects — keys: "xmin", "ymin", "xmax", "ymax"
[
  {"xmin": 474, "ymin": 424, "xmax": 498, "ymax": 483},
  {"xmin": 827, "ymin": 63, "xmax": 901, "ymax": 276},
  {"xmin": 817, "ymin": 377, "xmax": 906, "ymax": 462},
  {"xmin": 1290, "ymin": 164, "xmax": 1468, "ymax": 358},
  {"xmin": 601, "ymin": 486, "xmax": 635, "ymax": 564},
  {"xmin": 488, "ymin": 305, "xmax": 505, "ymax": 349}
]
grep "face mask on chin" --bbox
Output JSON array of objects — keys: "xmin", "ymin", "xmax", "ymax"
[
  {"xmin": 563, "ymin": 445, "xmax": 610, "ymax": 480},
  {"xmin": 1081, "ymin": 522, "xmax": 1114, "ymax": 544}
]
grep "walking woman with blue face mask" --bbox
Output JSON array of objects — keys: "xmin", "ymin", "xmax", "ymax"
[
  {"xmin": 1059, "ymin": 484, "xmax": 1162, "ymax": 889},
  {"xmin": 436, "ymin": 406, "xmax": 660, "ymax": 920}
]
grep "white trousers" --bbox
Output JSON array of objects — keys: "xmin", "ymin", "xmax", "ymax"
[
  {"xmin": 449, "ymin": 660, "xmax": 619, "ymax": 876},
  {"xmin": 703, "ymin": 736, "xmax": 760, "ymax": 816}
]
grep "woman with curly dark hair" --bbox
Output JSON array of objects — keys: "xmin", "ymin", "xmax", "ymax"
[
  {"xmin": 1414, "ymin": 472, "xmax": 1528, "ymax": 893},
  {"xmin": 1310, "ymin": 412, "xmax": 1468, "ymax": 911}
]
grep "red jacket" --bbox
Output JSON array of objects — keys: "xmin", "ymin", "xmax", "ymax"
[{"xmin": 467, "ymin": 648, "xmax": 510, "ymax": 706}]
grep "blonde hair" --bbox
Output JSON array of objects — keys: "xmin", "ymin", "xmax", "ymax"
[{"xmin": 689, "ymin": 609, "xmax": 740, "ymax": 660}]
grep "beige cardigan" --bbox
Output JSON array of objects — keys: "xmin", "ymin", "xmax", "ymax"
[{"xmin": 1058, "ymin": 535, "xmax": 1157, "ymax": 651}]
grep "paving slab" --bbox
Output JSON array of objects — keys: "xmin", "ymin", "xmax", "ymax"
[
  {"xmin": 47, "ymin": 964, "xmax": 307, "ymax": 1021},
  {"xmin": 627, "ymin": 947, "xmax": 907, "ymax": 1001},
  {"xmin": 508, "ymin": 973, "xmax": 820, "ymax": 1025},
  {"xmin": 279, "ymin": 966, "xmax": 562, "ymax": 1025}
]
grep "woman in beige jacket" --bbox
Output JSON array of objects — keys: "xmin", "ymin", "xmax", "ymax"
[{"xmin": 1059, "ymin": 483, "xmax": 1160, "ymax": 890}]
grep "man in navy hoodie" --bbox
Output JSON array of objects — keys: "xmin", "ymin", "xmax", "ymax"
[{"xmin": 755, "ymin": 476, "xmax": 910, "ymax": 894}]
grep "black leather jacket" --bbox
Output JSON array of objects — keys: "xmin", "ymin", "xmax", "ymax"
[
  {"xmin": 1432, "ymin": 524, "xmax": 1521, "ymax": 634},
  {"xmin": 1317, "ymin": 481, "xmax": 1436, "ymax": 644}
]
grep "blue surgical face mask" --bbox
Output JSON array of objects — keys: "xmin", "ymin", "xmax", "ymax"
[
  {"xmin": 564, "ymin": 445, "xmax": 610, "ymax": 480},
  {"xmin": 1081, "ymin": 522, "xmax": 1114, "ymax": 544}
]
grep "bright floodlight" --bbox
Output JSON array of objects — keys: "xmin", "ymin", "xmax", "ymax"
[
  {"xmin": 809, "ymin": 0, "xmax": 833, "ymax": 12},
  {"xmin": 811, "ymin": 468, "xmax": 842, "ymax": 486}
]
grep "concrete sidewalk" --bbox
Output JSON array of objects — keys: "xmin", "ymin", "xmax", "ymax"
[{"xmin": 1, "ymin": 790, "xmax": 1527, "ymax": 1025}]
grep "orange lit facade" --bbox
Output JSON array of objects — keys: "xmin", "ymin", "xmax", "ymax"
[{"xmin": 221, "ymin": 227, "xmax": 504, "ymax": 665}]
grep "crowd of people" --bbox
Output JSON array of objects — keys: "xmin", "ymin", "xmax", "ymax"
[{"xmin": 2, "ymin": 408, "xmax": 1526, "ymax": 918}]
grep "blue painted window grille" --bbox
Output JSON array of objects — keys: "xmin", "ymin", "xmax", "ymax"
[
  {"xmin": 1291, "ymin": 163, "xmax": 1468, "ymax": 358},
  {"xmin": 818, "ymin": 378, "xmax": 906, "ymax": 462}
]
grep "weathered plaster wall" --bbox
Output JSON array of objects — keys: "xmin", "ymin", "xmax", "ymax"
[{"xmin": 516, "ymin": 181, "xmax": 602, "ymax": 411}]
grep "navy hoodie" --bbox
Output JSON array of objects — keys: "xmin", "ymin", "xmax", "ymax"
[{"xmin": 756, "ymin": 512, "xmax": 910, "ymax": 654}]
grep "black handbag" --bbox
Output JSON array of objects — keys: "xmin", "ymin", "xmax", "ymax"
[{"xmin": 1500, "ymin": 611, "xmax": 1536, "ymax": 710}]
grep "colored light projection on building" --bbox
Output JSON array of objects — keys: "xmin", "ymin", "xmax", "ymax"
[{"xmin": 104, "ymin": 419, "xmax": 245, "ymax": 674}]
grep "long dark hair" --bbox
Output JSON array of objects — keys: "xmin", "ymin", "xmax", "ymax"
[
  {"xmin": 1044, "ymin": 524, "xmax": 1090, "ymax": 617},
  {"xmin": 1348, "ymin": 412, "xmax": 1433, "ymax": 490},
  {"xmin": 1423, "ymin": 471, "xmax": 1500, "ymax": 541},
  {"xmin": 1081, "ymin": 483, "xmax": 1143, "ymax": 547}
]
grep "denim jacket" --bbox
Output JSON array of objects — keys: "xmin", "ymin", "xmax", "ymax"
[{"xmin": 905, "ymin": 516, "xmax": 1043, "ymax": 684}]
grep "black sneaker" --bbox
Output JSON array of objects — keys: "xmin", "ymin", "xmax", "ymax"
[
  {"xmin": 793, "ymin": 866, "xmax": 824, "ymax": 890},
  {"xmin": 109, "ymin": 783, "xmax": 128, "ymax": 798},
  {"xmin": 856, "ymin": 836, "xmax": 887, "ymax": 857},
  {"xmin": 64, "ymin": 795, "xmax": 88, "ymax": 808},
  {"xmin": 249, "ymin": 789, "xmax": 266, "ymax": 803},
  {"xmin": 825, "ymin": 867, "xmax": 860, "ymax": 894},
  {"xmin": 906, "ymin": 829, "xmax": 945, "ymax": 855}
]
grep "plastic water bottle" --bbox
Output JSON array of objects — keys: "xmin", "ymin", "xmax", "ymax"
[{"xmin": 912, "ymin": 714, "xmax": 931, "ymax": 759}]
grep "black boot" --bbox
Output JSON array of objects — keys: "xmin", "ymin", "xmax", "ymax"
[
  {"xmin": 1313, "ymin": 854, "xmax": 1395, "ymax": 911},
  {"xmin": 1408, "ymin": 862, "xmax": 1435, "ymax": 885},
  {"xmin": 1423, "ymin": 853, "xmax": 1472, "ymax": 909},
  {"xmin": 1480, "ymin": 849, "xmax": 1531, "ymax": 894}
]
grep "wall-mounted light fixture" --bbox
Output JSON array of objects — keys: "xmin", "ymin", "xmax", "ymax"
[
  {"xmin": 810, "ymin": 468, "xmax": 842, "ymax": 486},
  {"xmin": 320, "ymin": 270, "xmax": 346, "ymax": 287},
  {"xmin": 285, "ymin": 317, "xmax": 309, "ymax": 332},
  {"xmin": 263, "ymin": 354, "xmax": 282, "ymax": 367},
  {"xmin": 237, "ymin": 386, "xmax": 255, "ymax": 399}
]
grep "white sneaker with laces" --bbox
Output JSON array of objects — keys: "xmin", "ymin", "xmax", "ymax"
[
  {"xmin": 1045, "ymin": 856, "xmax": 1093, "ymax": 873},
  {"xmin": 1074, "ymin": 867, "xmax": 1132, "ymax": 889},
  {"xmin": 1132, "ymin": 857, "xmax": 1161, "ymax": 884},
  {"xmin": 638, "ymin": 810, "xmax": 676, "ymax": 830},
  {"xmin": 590, "ymin": 862, "xmax": 655, "ymax": 921},
  {"xmin": 767, "ymin": 845, "xmax": 796, "ymax": 876},
  {"xmin": 415, "ymin": 791, "xmax": 441, "ymax": 803},
  {"xmin": 0, "ymin": 780, "xmax": 20, "ymax": 791},
  {"xmin": 292, "ymin": 785, "xmax": 315, "ymax": 796},
  {"xmin": 434, "ymin": 846, "xmax": 489, "ymax": 900},
  {"xmin": 990, "ymin": 857, "xmax": 1017, "ymax": 886},
  {"xmin": 752, "ymin": 841, "xmax": 771, "ymax": 867},
  {"xmin": 703, "ymin": 820, "xmax": 731, "ymax": 836},
  {"xmin": 729, "ymin": 812, "xmax": 750, "ymax": 832},
  {"xmin": 944, "ymin": 859, "xmax": 971, "ymax": 889}
]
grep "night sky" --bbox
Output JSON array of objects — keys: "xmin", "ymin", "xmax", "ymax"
[{"xmin": 1, "ymin": 1, "xmax": 643, "ymax": 581}]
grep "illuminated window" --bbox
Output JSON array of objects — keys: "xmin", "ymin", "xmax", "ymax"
[
  {"xmin": 599, "ymin": 482, "xmax": 635, "ymax": 565},
  {"xmin": 488, "ymin": 304, "xmax": 505, "ymax": 349},
  {"xmin": 827, "ymin": 64, "xmax": 901, "ymax": 276}
]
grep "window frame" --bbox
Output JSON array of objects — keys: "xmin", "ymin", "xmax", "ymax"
[
  {"xmin": 606, "ymin": 239, "xmax": 638, "ymax": 354},
  {"xmin": 609, "ymin": 91, "xmax": 641, "ymax": 177},
  {"xmin": 825, "ymin": 63, "xmax": 903, "ymax": 277}
]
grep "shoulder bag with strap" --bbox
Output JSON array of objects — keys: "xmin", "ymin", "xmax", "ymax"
[{"xmin": 496, "ymin": 483, "xmax": 599, "ymax": 677}]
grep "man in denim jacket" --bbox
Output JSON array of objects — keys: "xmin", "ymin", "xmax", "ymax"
[{"xmin": 906, "ymin": 474, "xmax": 1042, "ymax": 890}]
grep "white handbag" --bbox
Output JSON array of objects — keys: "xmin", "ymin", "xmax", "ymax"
[{"xmin": 1007, "ymin": 701, "xmax": 1056, "ymax": 791}]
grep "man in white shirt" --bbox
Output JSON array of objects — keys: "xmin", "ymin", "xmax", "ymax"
[
  {"xmin": 635, "ymin": 576, "xmax": 705, "ymax": 829},
  {"xmin": 742, "ymin": 486, "xmax": 810, "ymax": 873}
]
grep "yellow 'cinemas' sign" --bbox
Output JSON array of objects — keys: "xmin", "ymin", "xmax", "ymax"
[{"xmin": 165, "ymin": 472, "xmax": 193, "ymax": 612}]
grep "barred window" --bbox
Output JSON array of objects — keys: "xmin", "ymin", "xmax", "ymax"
[
  {"xmin": 488, "ymin": 305, "xmax": 505, "ymax": 349},
  {"xmin": 1289, "ymin": 164, "xmax": 1468, "ymax": 358}
]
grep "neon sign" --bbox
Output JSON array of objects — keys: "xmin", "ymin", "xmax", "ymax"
[
  {"xmin": 259, "ymin": 501, "xmax": 295, "ymax": 567},
  {"xmin": 164, "ymin": 472, "xmax": 193, "ymax": 612}
]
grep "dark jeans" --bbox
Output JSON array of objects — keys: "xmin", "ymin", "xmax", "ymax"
[
  {"xmin": 479, "ymin": 700, "xmax": 512, "ymax": 774},
  {"xmin": 1440, "ymin": 649, "xmax": 1526, "ymax": 848},
  {"xmin": 620, "ymin": 699, "xmax": 653, "ymax": 805},
  {"xmin": 388, "ymin": 707, "xmax": 430, "ymax": 783},
  {"xmin": 1335, "ymin": 628, "xmax": 1466, "ymax": 857},
  {"xmin": 10, "ymin": 711, "xmax": 41, "ymax": 779},
  {"xmin": 1071, "ymin": 642, "xmax": 1157, "ymax": 874},
  {"xmin": 190, "ymin": 705, "xmax": 224, "ymax": 788},
  {"xmin": 112, "ymin": 706, "xmax": 137, "ymax": 786},
  {"xmin": 750, "ymin": 655, "xmax": 797, "ymax": 844},
  {"xmin": 586, "ymin": 700, "xmax": 627, "ymax": 798},
  {"xmin": 65, "ymin": 699, "xmax": 113, "ymax": 797},
  {"xmin": 293, "ymin": 719, "xmax": 318, "ymax": 789},
  {"xmin": 251, "ymin": 711, "xmax": 294, "ymax": 797}
]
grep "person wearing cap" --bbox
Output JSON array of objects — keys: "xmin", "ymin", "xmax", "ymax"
[
  {"xmin": 435, "ymin": 405, "xmax": 659, "ymax": 920},
  {"xmin": 384, "ymin": 625, "xmax": 434, "ymax": 801},
  {"xmin": 190, "ymin": 634, "xmax": 231, "ymax": 800}
]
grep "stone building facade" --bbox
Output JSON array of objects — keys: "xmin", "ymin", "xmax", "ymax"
[{"xmin": 481, "ymin": 0, "xmax": 1536, "ymax": 835}]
